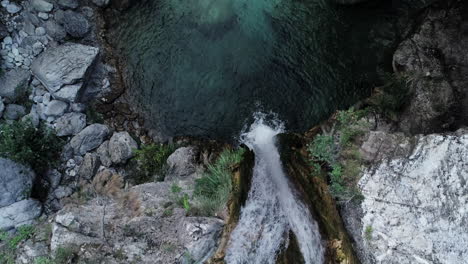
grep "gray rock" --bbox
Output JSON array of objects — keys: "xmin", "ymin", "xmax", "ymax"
[
  {"xmin": 31, "ymin": 43, "xmax": 99, "ymax": 102},
  {"xmin": 43, "ymin": 20, "xmax": 66, "ymax": 42},
  {"xmin": 92, "ymin": 0, "xmax": 109, "ymax": 7},
  {"xmin": 57, "ymin": 0, "xmax": 78, "ymax": 9},
  {"xmin": 6, "ymin": 3, "xmax": 21, "ymax": 14},
  {"xmin": 53, "ymin": 186, "xmax": 73, "ymax": 199},
  {"xmin": 0, "ymin": 68, "xmax": 31, "ymax": 101},
  {"xmin": 0, "ymin": 21, "xmax": 7, "ymax": 39},
  {"xmin": 70, "ymin": 124, "xmax": 109, "ymax": 155},
  {"xmin": 22, "ymin": 106, "xmax": 40, "ymax": 127},
  {"xmin": 59, "ymin": 10, "xmax": 90, "ymax": 38},
  {"xmin": 45, "ymin": 169, "xmax": 62, "ymax": 190},
  {"xmin": 44, "ymin": 100, "xmax": 68, "ymax": 117},
  {"xmin": 108, "ymin": 132, "xmax": 138, "ymax": 164},
  {"xmin": 353, "ymin": 132, "xmax": 468, "ymax": 264},
  {"xmin": 77, "ymin": 153, "xmax": 100, "ymax": 180},
  {"xmin": 4, "ymin": 104, "xmax": 26, "ymax": 120},
  {"xmin": 0, "ymin": 199, "xmax": 42, "ymax": 230},
  {"xmin": 96, "ymin": 140, "xmax": 111, "ymax": 167},
  {"xmin": 0, "ymin": 158, "xmax": 35, "ymax": 208},
  {"xmin": 54, "ymin": 112, "xmax": 86, "ymax": 136},
  {"xmin": 31, "ymin": 0, "xmax": 53, "ymax": 12},
  {"xmin": 32, "ymin": 41, "xmax": 44, "ymax": 55},
  {"xmin": 37, "ymin": 12, "xmax": 49, "ymax": 20},
  {"xmin": 165, "ymin": 147, "xmax": 197, "ymax": 181},
  {"xmin": 35, "ymin": 27, "xmax": 46, "ymax": 36},
  {"xmin": 0, "ymin": 97, "xmax": 4, "ymax": 118},
  {"xmin": 16, "ymin": 240, "xmax": 49, "ymax": 264}
]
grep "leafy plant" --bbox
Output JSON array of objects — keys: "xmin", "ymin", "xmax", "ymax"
[
  {"xmin": 0, "ymin": 120, "xmax": 64, "ymax": 173},
  {"xmin": 365, "ymin": 225, "xmax": 373, "ymax": 241},
  {"xmin": 171, "ymin": 184, "xmax": 182, "ymax": 194},
  {"xmin": 194, "ymin": 148, "xmax": 245, "ymax": 216},
  {"xmin": 8, "ymin": 225, "xmax": 35, "ymax": 249},
  {"xmin": 133, "ymin": 143, "xmax": 175, "ymax": 183}
]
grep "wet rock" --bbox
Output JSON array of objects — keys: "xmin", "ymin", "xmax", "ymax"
[
  {"xmin": 4, "ymin": 104, "xmax": 26, "ymax": 120},
  {"xmin": 96, "ymin": 140, "xmax": 111, "ymax": 167},
  {"xmin": 0, "ymin": 199, "xmax": 42, "ymax": 230},
  {"xmin": 0, "ymin": 68, "xmax": 31, "ymax": 101},
  {"xmin": 108, "ymin": 132, "xmax": 138, "ymax": 164},
  {"xmin": 355, "ymin": 132, "xmax": 468, "ymax": 264},
  {"xmin": 70, "ymin": 124, "xmax": 109, "ymax": 155},
  {"xmin": 58, "ymin": 10, "xmax": 90, "ymax": 38},
  {"xmin": 31, "ymin": 43, "xmax": 99, "ymax": 102},
  {"xmin": 165, "ymin": 147, "xmax": 197, "ymax": 181},
  {"xmin": 77, "ymin": 153, "xmax": 100, "ymax": 180},
  {"xmin": 31, "ymin": 0, "xmax": 54, "ymax": 13},
  {"xmin": 54, "ymin": 112, "xmax": 86, "ymax": 136},
  {"xmin": 0, "ymin": 158, "xmax": 36, "ymax": 208},
  {"xmin": 44, "ymin": 100, "xmax": 68, "ymax": 117},
  {"xmin": 57, "ymin": 0, "xmax": 79, "ymax": 9}
]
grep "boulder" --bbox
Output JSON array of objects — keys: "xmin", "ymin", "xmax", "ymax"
[
  {"xmin": 58, "ymin": 10, "xmax": 90, "ymax": 38},
  {"xmin": 77, "ymin": 153, "xmax": 100, "ymax": 180},
  {"xmin": 31, "ymin": 0, "xmax": 54, "ymax": 12},
  {"xmin": 70, "ymin": 124, "xmax": 109, "ymax": 155},
  {"xmin": 0, "ymin": 68, "xmax": 31, "ymax": 102},
  {"xmin": 31, "ymin": 43, "xmax": 99, "ymax": 102},
  {"xmin": 0, "ymin": 158, "xmax": 36, "ymax": 208},
  {"xmin": 96, "ymin": 140, "xmax": 111, "ymax": 167},
  {"xmin": 165, "ymin": 147, "xmax": 197, "ymax": 181},
  {"xmin": 0, "ymin": 199, "xmax": 42, "ymax": 230},
  {"xmin": 3, "ymin": 104, "xmax": 26, "ymax": 120},
  {"xmin": 44, "ymin": 100, "xmax": 68, "ymax": 117},
  {"xmin": 108, "ymin": 132, "xmax": 138, "ymax": 164},
  {"xmin": 54, "ymin": 112, "xmax": 86, "ymax": 136},
  {"xmin": 354, "ymin": 132, "xmax": 468, "ymax": 263}
]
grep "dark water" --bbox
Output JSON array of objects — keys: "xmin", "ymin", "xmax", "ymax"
[{"xmin": 112, "ymin": 0, "xmax": 401, "ymax": 139}]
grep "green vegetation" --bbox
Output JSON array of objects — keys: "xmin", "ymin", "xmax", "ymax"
[
  {"xmin": 365, "ymin": 225, "xmax": 373, "ymax": 241},
  {"xmin": 369, "ymin": 73, "xmax": 412, "ymax": 121},
  {"xmin": 0, "ymin": 120, "xmax": 64, "ymax": 173},
  {"xmin": 308, "ymin": 108, "xmax": 367, "ymax": 200},
  {"xmin": 133, "ymin": 143, "xmax": 176, "ymax": 183},
  {"xmin": 33, "ymin": 247, "xmax": 76, "ymax": 264},
  {"xmin": 193, "ymin": 148, "xmax": 245, "ymax": 216},
  {"xmin": 0, "ymin": 225, "xmax": 35, "ymax": 264},
  {"xmin": 170, "ymin": 183, "xmax": 191, "ymax": 213}
]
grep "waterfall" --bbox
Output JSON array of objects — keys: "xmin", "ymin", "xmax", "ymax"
[{"xmin": 225, "ymin": 114, "xmax": 324, "ymax": 264}]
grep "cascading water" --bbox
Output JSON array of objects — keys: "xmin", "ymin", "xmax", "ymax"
[{"xmin": 225, "ymin": 114, "xmax": 324, "ymax": 264}]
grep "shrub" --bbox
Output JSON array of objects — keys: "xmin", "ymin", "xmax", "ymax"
[
  {"xmin": 194, "ymin": 148, "xmax": 245, "ymax": 216},
  {"xmin": 0, "ymin": 225, "xmax": 35, "ymax": 263},
  {"xmin": 0, "ymin": 120, "xmax": 64, "ymax": 173},
  {"xmin": 365, "ymin": 225, "xmax": 373, "ymax": 241},
  {"xmin": 133, "ymin": 143, "xmax": 175, "ymax": 183}
]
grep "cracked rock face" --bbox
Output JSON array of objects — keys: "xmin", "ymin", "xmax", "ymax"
[
  {"xmin": 357, "ymin": 132, "xmax": 468, "ymax": 263},
  {"xmin": 31, "ymin": 43, "xmax": 99, "ymax": 102}
]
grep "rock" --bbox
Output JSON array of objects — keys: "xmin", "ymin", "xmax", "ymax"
[
  {"xmin": 45, "ymin": 169, "xmax": 62, "ymax": 191},
  {"xmin": 32, "ymin": 41, "xmax": 44, "ymax": 55},
  {"xmin": 6, "ymin": 3, "xmax": 21, "ymax": 14},
  {"xmin": 165, "ymin": 147, "xmax": 197, "ymax": 181},
  {"xmin": 22, "ymin": 106, "xmax": 40, "ymax": 127},
  {"xmin": 16, "ymin": 240, "xmax": 49, "ymax": 264},
  {"xmin": 0, "ymin": 68, "xmax": 31, "ymax": 101},
  {"xmin": 31, "ymin": 43, "xmax": 99, "ymax": 102},
  {"xmin": 43, "ymin": 20, "xmax": 66, "ymax": 42},
  {"xmin": 35, "ymin": 26, "xmax": 46, "ymax": 36},
  {"xmin": 0, "ymin": 199, "xmax": 42, "ymax": 230},
  {"xmin": 354, "ymin": 132, "xmax": 468, "ymax": 264},
  {"xmin": 53, "ymin": 186, "xmax": 73, "ymax": 199},
  {"xmin": 70, "ymin": 124, "xmax": 110, "ymax": 155},
  {"xmin": 77, "ymin": 153, "xmax": 100, "ymax": 180},
  {"xmin": 57, "ymin": 0, "xmax": 78, "ymax": 9},
  {"xmin": 37, "ymin": 12, "xmax": 49, "ymax": 20},
  {"xmin": 96, "ymin": 140, "xmax": 111, "ymax": 167},
  {"xmin": 54, "ymin": 112, "xmax": 86, "ymax": 136},
  {"xmin": 92, "ymin": 0, "xmax": 109, "ymax": 7},
  {"xmin": 0, "ymin": 158, "xmax": 36, "ymax": 208},
  {"xmin": 44, "ymin": 100, "xmax": 68, "ymax": 117},
  {"xmin": 31, "ymin": 0, "xmax": 53, "ymax": 12},
  {"xmin": 0, "ymin": 22, "xmax": 7, "ymax": 39},
  {"xmin": 4, "ymin": 104, "xmax": 26, "ymax": 120},
  {"xmin": 58, "ymin": 10, "xmax": 90, "ymax": 38},
  {"xmin": 108, "ymin": 132, "xmax": 138, "ymax": 164}
]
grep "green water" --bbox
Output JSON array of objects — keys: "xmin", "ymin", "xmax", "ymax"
[{"xmin": 112, "ymin": 0, "xmax": 400, "ymax": 139}]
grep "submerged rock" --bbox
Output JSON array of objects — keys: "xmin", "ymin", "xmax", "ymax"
[{"xmin": 31, "ymin": 43, "xmax": 99, "ymax": 102}]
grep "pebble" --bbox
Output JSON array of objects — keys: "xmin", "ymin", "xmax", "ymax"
[
  {"xmin": 38, "ymin": 12, "xmax": 49, "ymax": 20},
  {"xmin": 35, "ymin": 27, "xmax": 46, "ymax": 36},
  {"xmin": 43, "ymin": 93, "xmax": 51, "ymax": 105},
  {"xmin": 23, "ymin": 58, "xmax": 31, "ymax": 66},
  {"xmin": 19, "ymin": 30, "xmax": 28, "ymax": 38},
  {"xmin": 32, "ymin": 41, "xmax": 43, "ymax": 55},
  {"xmin": 6, "ymin": 3, "xmax": 21, "ymax": 14},
  {"xmin": 11, "ymin": 47, "xmax": 18, "ymax": 56},
  {"xmin": 3, "ymin": 36, "xmax": 12, "ymax": 45}
]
